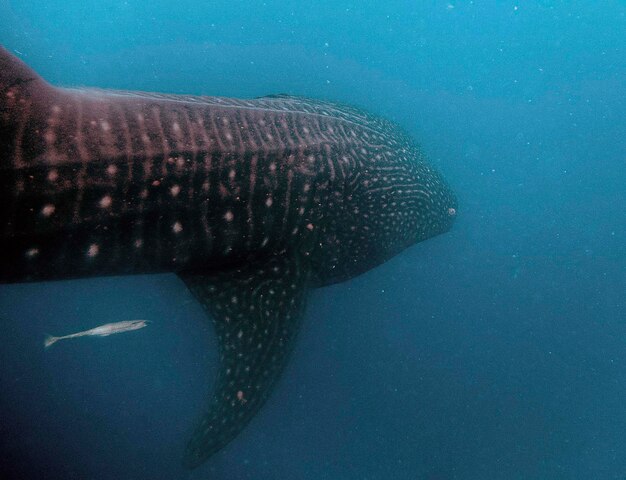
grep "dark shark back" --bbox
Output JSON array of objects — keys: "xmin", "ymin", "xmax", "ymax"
[{"xmin": 0, "ymin": 51, "xmax": 339, "ymax": 283}]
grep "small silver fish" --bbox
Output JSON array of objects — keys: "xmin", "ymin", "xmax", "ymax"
[{"xmin": 44, "ymin": 320, "xmax": 149, "ymax": 349}]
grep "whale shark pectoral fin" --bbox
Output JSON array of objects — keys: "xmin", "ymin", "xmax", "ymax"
[{"xmin": 178, "ymin": 253, "xmax": 310, "ymax": 468}]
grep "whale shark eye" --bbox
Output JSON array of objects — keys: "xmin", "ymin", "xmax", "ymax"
[{"xmin": 447, "ymin": 207, "xmax": 457, "ymax": 216}]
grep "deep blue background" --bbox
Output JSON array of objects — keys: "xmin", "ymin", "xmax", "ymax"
[{"xmin": 0, "ymin": 1, "xmax": 624, "ymax": 479}]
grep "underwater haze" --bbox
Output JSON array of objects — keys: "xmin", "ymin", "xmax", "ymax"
[{"xmin": 0, "ymin": 1, "xmax": 625, "ymax": 479}]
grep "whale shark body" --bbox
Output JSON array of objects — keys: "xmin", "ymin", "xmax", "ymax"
[{"xmin": 0, "ymin": 46, "xmax": 457, "ymax": 467}]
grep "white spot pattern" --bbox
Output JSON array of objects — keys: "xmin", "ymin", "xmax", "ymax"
[{"xmin": 87, "ymin": 244, "xmax": 99, "ymax": 257}]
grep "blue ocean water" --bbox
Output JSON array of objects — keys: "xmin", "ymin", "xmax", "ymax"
[{"xmin": 0, "ymin": 1, "xmax": 624, "ymax": 479}]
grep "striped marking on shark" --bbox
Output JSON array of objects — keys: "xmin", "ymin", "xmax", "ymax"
[{"xmin": 0, "ymin": 46, "xmax": 457, "ymax": 468}]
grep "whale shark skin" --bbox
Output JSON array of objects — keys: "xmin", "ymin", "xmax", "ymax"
[{"xmin": 0, "ymin": 45, "xmax": 457, "ymax": 468}]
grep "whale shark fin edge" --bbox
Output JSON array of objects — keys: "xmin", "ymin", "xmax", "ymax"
[{"xmin": 178, "ymin": 253, "xmax": 310, "ymax": 468}]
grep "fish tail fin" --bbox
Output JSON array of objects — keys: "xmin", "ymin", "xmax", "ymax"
[{"xmin": 44, "ymin": 335, "xmax": 59, "ymax": 349}]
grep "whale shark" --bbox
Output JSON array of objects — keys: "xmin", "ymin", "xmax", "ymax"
[{"xmin": 0, "ymin": 45, "xmax": 457, "ymax": 468}]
